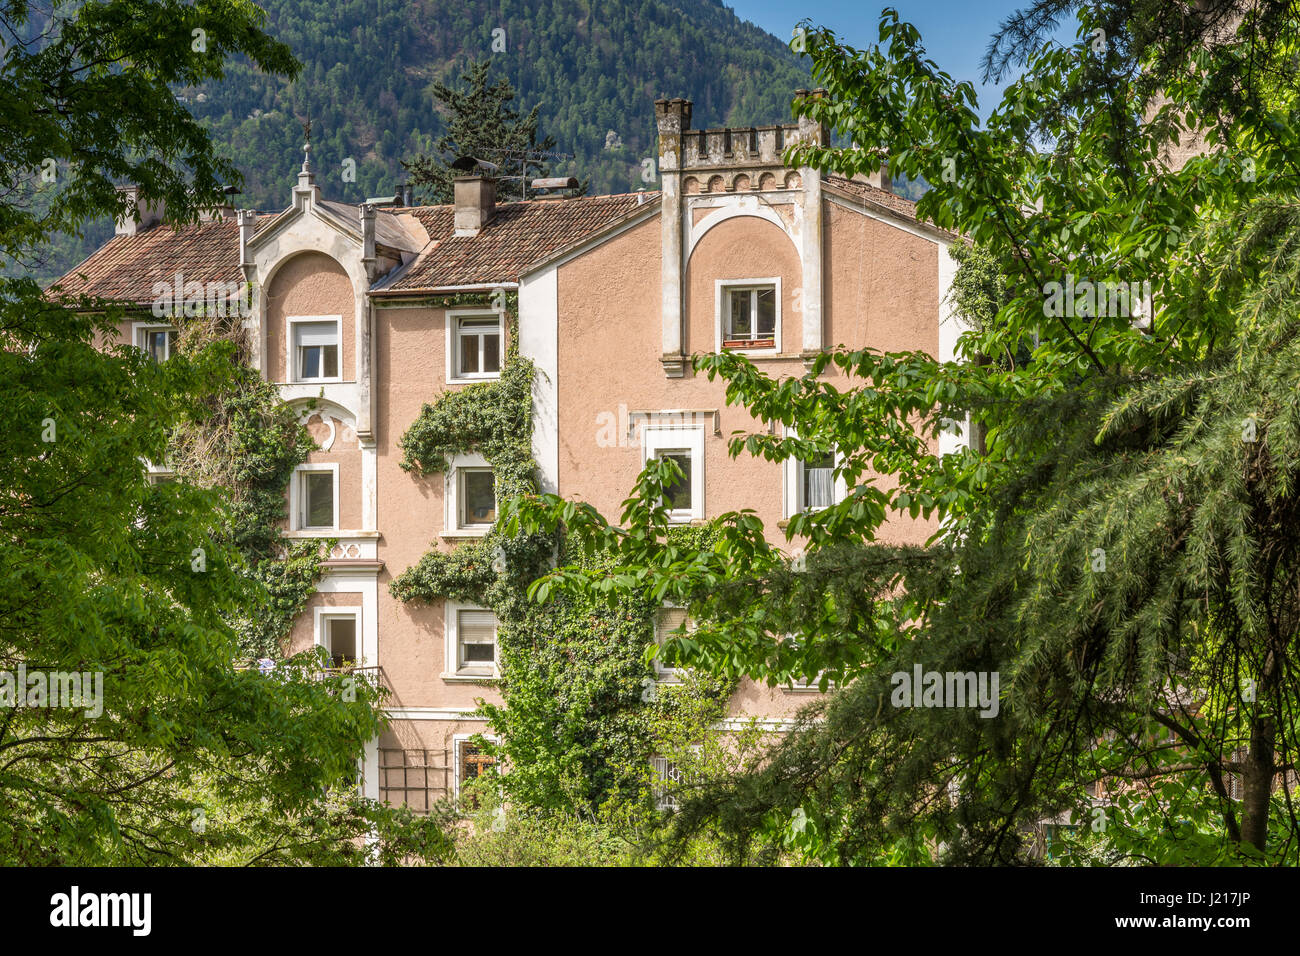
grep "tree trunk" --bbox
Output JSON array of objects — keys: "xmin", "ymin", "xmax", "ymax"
[{"xmin": 1240, "ymin": 647, "xmax": 1278, "ymax": 854}]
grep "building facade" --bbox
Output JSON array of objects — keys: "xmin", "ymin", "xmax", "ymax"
[{"xmin": 59, "ymin": 96, "xmax": 964, "ymax": 810}]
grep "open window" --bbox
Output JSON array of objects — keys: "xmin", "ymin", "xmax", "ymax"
[
  {"xmin": 717, "ymin": 279, "xmax": 780, "ymax": 352},
  {"xmin": 783, "ymin": 431, "xmax": 847, "ymax": 519},
  {"xmin": 321, "ymin": 613, "xmax": 358, "ymax": 668},
  {"xmin": 800, "ymin": 452, "xmax": 836, "ymax": 512}
]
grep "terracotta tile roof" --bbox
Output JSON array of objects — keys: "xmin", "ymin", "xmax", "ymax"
[
  {"xmin": 374, "ymin": 192, "xmax": 659, "ymax": 293},
  {"xmin": 48, "ymin": 217, "xmax": 272, "ymax": 306},
  {"xmin": 823, "ymin": 175, "xmax": 921, "ymax": 219},
  {"xmin": 50, "ymin": 193, "xmax": 659, "ymax": 303},
  {"xmin": 50, "ymin": 181, "xmax": 941, "ymax": 306}
]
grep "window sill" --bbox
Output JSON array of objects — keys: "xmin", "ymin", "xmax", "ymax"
[
  {"xmin": 441, "ymin": 672, "xmax": 499, "ymax": 683},
  {"xmin": 447, "ymin": 374, "xmax": 502, "ymax": 385},
  {"xmin": 666, "ymin": 516, "xmax": 707, "ymax": 527},
  {"xmin": 722, "ymin": 340, "xmax": 776, "ymax": 354},
  {"xmin": 284, "ymin": 528, "xmax": 379, "ymax": 539},
  {"xmin": 441, "ymin": 527, "xmax": 493, "ymax": 540}
]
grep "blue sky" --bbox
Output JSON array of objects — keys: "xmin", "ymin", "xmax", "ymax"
[{"xmin": 730, "ymin": 0, "xmax": 1079, "ymax": 112}]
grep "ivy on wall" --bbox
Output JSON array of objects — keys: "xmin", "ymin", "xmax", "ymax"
[
  {"xmin": 168, "ymin": 315, "xmax": 326, "ymax": 658},
  {"xmin": 390, "ymin": 293, "xmax": 732, "ymax": 812}
]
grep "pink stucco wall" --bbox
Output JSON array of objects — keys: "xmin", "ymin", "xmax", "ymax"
[{"xmin": 266, "ymin": 251, "xmax": 355, "ymax": 383}]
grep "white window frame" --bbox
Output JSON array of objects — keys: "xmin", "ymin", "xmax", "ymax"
[
  {"xmin": 784, "ymin": 634, "xmax": 830, "ymax": 693},
  {"xmin": 314, "ymin": 607, "xmax": 362, "ymax": 667},
  {"xmin": 445, "ymin": 453, "xmax": 495, "ymax": 536},
  {"xmin": 132, "ymin": 321, "xmax": 179, "ymax": 362},
  {"xmin": 291, "ymin": 462, "xmax": 339, "ymax": 532},
  {"xmin": 650, "ymin": 751, "xmax": 698, "ymax": 811},
  {"xmin": 653, "ymin": 605, "xmax": 692, "ymax": 681},
  {"xmin": 446, "ymin": 309, "xmax": 505, "ymax": 383},
  {"xmin": 453, "ymin": 733, "xmax": 500, "ymax": 799},
  {"xmin": 642, "ymin": 424, "xmax": 705, "ymax": 524},
  {"xmin": 715, "ymin": 277, "xmax": 781, "ymax": 354},
  {"xmin": 782, "ymin": 429, "xmax": 848, "ymax": 519},
  {"xmin": 444, "ymin": 600, "xmax": 499, "ymax": 680},
  {"xmin": 287, "ymin": 315, "xmax": 343, "ymax": 384}
]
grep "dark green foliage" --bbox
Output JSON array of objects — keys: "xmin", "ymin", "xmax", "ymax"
[
  {"xmin": 0, "ymin": 0, "xmax": 297, "ymax": 276},
  {"xmin": 403, "ymin": 60, "xmax": 568, "ymax": 204},
  {"xmin": 504, "ymin": 4, "xmax": 1300, "ymax": 864}
]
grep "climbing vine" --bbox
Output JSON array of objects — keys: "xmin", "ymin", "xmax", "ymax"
[
  {"xmin": 167, "ymin": 314, "xmax": 326, "ymax": 658},
  {"xmin": 391, "ymin": 293, "xmax": 731, "ymax": 812}
]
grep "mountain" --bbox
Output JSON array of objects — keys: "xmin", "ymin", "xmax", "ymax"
[
  {"xmin": 27, "ymin": 0, "xmax": 811, "ymax": 285},
  {"xmin": 192, "ymin": 0, "xmax": 810, "ymax": 207}
]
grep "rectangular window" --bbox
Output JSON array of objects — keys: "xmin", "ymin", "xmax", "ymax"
[
  {"xmin": 138, "ymin": 326, "xmax": 178, "ymax": 362},
  {"xmin": 723, "ymin": 285, "xmax": 776, "ymax": 349},
  {"xmin": 456, "ymin": 608, "xmax": 497, "ymax": 676},
  {"xmin": 654, "ymin": 606, "xmax": 689, "ymax": 680},
  {"xmin": 658, "ymin": 451, "xmax": 693, "ymax": 516},
  {"xmin": 651, "ymin": 756, "xmax": 684, "ymax": 811},
  {"xmin": 456, "ymin": 738, "xmax": 497, "ymax": 803},
  {"xmin": 301, "ymin": 470, "xmax": 335, "ymax": 529},
  {"xmin": 324, "ymin": 615, "xmax": 357, "ymax": 668},
  {"xmin": 643, "ymin": 424, "xmax": 705, "ymax": 524},
  {"xmin": 294, "ymin": 320, "xmax": 340, "ymax": 381},
  {"xmin": 459, "ymin": 468, "xmax": 496, "ymax": 527},
  {"xmin": 802, "ymin": 453, "xmax": 836, "ymax": 511},
  {"xmin": 454, "ymin": 315, "xmax": 502, "ymax": 379}
]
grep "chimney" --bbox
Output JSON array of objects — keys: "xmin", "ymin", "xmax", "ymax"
[
  {"xmin": 115, "ymin": 185, "xmax": 166, "ymax": 236},
  {"xmin": 238, "ymin": 209, "xmax": 257, "ymax": 281},
  {"xmin": 863, "ymin": 160, "xmax": 894, "ymax": 195},
  {"xmin": 453, "ymin": 175, "xmax": 495, "ymax": 236}
]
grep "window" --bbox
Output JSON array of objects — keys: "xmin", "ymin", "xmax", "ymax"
[
  {"xmin": 642, "ymin": 425, "xmax": 705, "ymax": 523},
  {"xmin": 651, "ymin": 756, "xmax": 685, "ymax": 811},
  {"xmin": 296, "ymin": 467, "xmax": 337, "ymax": 530},
  {"xmin": 785, "ymin": 636, "xmax": 828, "ymax": 692},
  {"xmin": 322, "ymin": 614, "xmax": 358, "ymax": 668},
  {"xmin": 654, "ymin": 606, "xmax": 689, "ymax": 680},
  {"xmin": 446, "ymin": 454, "xmax": 495, "ymax": 536},
  {"xmin": 801, "ymin": 453, "xmax": 836, "ymax": 511},
  {"xmin": 452, "ymin": 314, "xmax": 502, "ymax": 379},
  {"xmin": 783, "ymin": 432, "xmax": 846, "ymax": 519},
  {"xmin": 454, "ymin": 607, "xmax": 497, "ymax": 677},
  {"xmin": 659, "ymin": 451, "xmax": 693, "ymax": 516},
  {"xmin": 717, "ymin": 279, "xmax": 780, "ymax": 352},
  {"xmin": 459, "ymin": 469, "xmax": 496, "ymax": 527},
  {"xmin": 455, "ymin": 737, "xmax": 498, "ymax": 802},
  {"xmin": 137, "ymin": 325, "xmax": 178, "ymax": 362},
  {"xmin": 292, "ymin": 318, "xmax": 340, "ymax": 382}
]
